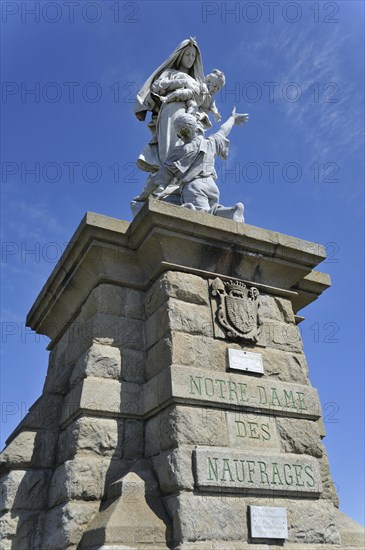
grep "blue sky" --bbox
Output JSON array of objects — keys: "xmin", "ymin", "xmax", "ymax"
[{"xmin": 1, "ymin": 0, "xmax": 364, "ymax": 525}]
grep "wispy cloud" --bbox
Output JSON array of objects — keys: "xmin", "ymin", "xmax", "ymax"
[
  {"xmin": 275, "ymin": 27, "xmax": 362, "ymax": 162},
  {"xmin": 1, "ymin": 192, "xmax": 69, "ymax": 289},
  {"xmin": 237, "ymin": 24, "xmax": 364, "ymax": 164},
  {"xmin": 2, "ymin": 197, "xmax": 65, "ymax": 242}
]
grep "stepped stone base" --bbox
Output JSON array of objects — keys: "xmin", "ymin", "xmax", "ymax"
[{"xmin": 1, "ymin": 201, "xmax": 364, "ymax": 549}]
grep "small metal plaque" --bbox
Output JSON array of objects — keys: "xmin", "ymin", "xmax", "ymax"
[
  {"xmin": 250, "ymin": 506, "xmax": 288, "ymax": 539},
  {"xmin": 228, "ymin": 348, "xmax": 264, "ymax": 374}
]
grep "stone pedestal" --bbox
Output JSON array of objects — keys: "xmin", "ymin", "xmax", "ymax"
[{"xmin": 1, "ymin": 200, "xmax": 364, "ymax": 549}]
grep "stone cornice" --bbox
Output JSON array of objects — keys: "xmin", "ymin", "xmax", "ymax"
[{"xmin": 26, "ymin": 200, "xmax": 330, "ymax": 344}]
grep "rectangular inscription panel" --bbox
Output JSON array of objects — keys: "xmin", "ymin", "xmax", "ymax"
[
  {"xmin": 163, "ymin": 365, "xmax": 321, "ymax": 419},
  {"xmin": 226, "ymin": 412, "xmax": 280, "ymax": 450},
  {"xmin": 194, "ymin": 447, "xmax": 322, "ymax": 496},
  {"xmin": 228, "ymin": 348, "xmax": 264, "ymax": 374},
  {"xmin": 250, "ymin": 506, "xmax": 288, "ymax": 539}
]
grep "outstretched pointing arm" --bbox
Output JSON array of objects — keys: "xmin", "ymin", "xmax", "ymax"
[{"xmin": 217, "ymin": 107, "xmax": 249, "ymax": 137}]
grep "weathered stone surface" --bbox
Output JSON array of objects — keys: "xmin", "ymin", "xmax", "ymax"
[
  {"xmin": 145, "ymin": 405, "xmax": 228, "ymax": 457},
  {"xmin": 82, "ymin": 283, "xmax": 126, "ymax": 318},
  {"xmin": 146, "ymin": 299, "xmax": 212, "ymax": 350},
  {"xmin": 258, "ymin": 321, "xmax": 303, "ymax": 352},
  {"xmin": 164, "ymin": 492, "xmax": 248, "ymax": 544},
  {"xmin": 0, "ymin": 510, "xmax": 44, "ymax": 550},
  {"xmin": 59, "ymin": 312, "xmax": 91, "ymax": 366},
  {"xmin": 57, "ymin": 417, "xmax": 122, "ymax": 463},
  {"xmin": 286, "ymin": 499, "xmax": 341, "ymax": 544},
  {"xmin": 43, "ymin": 344, "xmax": 71, "ymax": 395},
  {"xmin": 90, "ymin": 313, "xmax": 145, "ymax": 350},
  {"xmin": 253, "ymin": 346, "xmax": 291, "ymax": 382},
  {"xmin": 276, "ymin": 417, "xmax": 323, "ymax": 458},
  {"xmin": 334, "ymin": 508, "xmax": 365, "ymax": 548},
  {"xmin": 0, "ymin": 430, "xmax": 57, "ymax": 470},
  {"xmin": 318, "ymin": 447, "xmax": 339, "ymax": 506},
  {"xmin": 172, "ymin": 332, "xmax": 204, "ymax": 367},
  {"xmin": 171, "ymin": 544, "xmax": 345, "ymax": 550},
  {"xmin": 146, "ymin": 333, "xmax": 236, "ymax": 380},
  {"xmin": 0, "ymin": 511, "xmax": 19, "ymax": 538},
  {"xmin": 168, "ymin": 299, "xmax": 213, "ymax": 337},
  {"xmin": 70, "ymin": 343, "xmax": 122, "ymax": 387},
  {"xmin": 146, "ymin": 337, "xmax": 173, "ymax": 380},
  {"xmin": 125, "ymin": 288, "xmax": 145, "ymax": 320},
  {"xmin": 194, "ymin": 447, "xmax": 322, "ymax": 496},
  {"xmin": 147, "ymin": 333, "xmax": 197, "ymax": 380},
  {"xmin": 41, "ymin": 501, "xmax": 99, "ymax": 550},
  {"xmin": 259, "ymin": 295, "xmax": 296, "ymax": 324},
  {"xmin": 0, "ymin": 540, "xmax": 12, "ymax": 550},
  {"xmin": 1, "ymin": 469, "xmax": 50, "ymax": 511},
  {"xmin": 275, "ymin": 297, "xmax": 297, "ymax": 324},
  {"xmin": 81, "ymin": 284, "xmax": 145, "ymax": 322},
  {"xmin": 78, "ymin": 472, "xmax": 171, "ymax": 549},
  {"xmin": 144, "ymin": 365, "xmax": 321, "ymax": 420},
  {"xmin": 316, "ymin": 415, "xmax": 326, "ymax": 438},
  {"xmin": 49, "ymin": 457, "xmax": 122, "ymax": 506},
  {"xmin": 123, "ymin": 420, "xmax": 144, "ymax": 460},
  {"xmin": 64, "ymin": 313, "xmax": 144, "ymax": 366},
  {"xmin": 105, "ymin": 458, "xmax": 162, "ymax": 500},
  {"xmin": 286, "ymin": 352, "xmax": 309, "ymax": 384},
  {"xmin": 146, "ymin": 333, "xmax": 309, "ymax": 385},
  {"xmin": 146, "ymin": 271, "xmax": 209, "ymax": 318},
  {"xmin": 8, "ymin": 394, "xmax": 63, "ymax": 436},
  {"xmin": 238, "ymin": 496, "xmax": 343, "ymax": 546},
  {"xmin": 73, "ymin": 283, "xmax": 145, "ymax": 324},
  {"xmin": 260, "ymin": 348, "xmax": 309, "ymax": 384},
  {"xmin": 83, "ymin": 283, "xmax": 144, "ymax": 319},
  {"xmin": 227, "ymin": 412, "xmax": 280, "ymax": 450},
  {"xmin": 121, "ymin": 348, "xmax": 145, "ymax": 383},
  {"xmin": 145, "ymin": 304, "xmax": 170, "ymax": 349},
  {"xmin": 0, "ymin": 510, "xmax": 39, "ymax": 538},
  {"xmin": 61, "ymin": 376, "xmax": 142, "ymax": 425},
  {"xmin": 152, "ymin": 447, "xmax": 194, "ymax": 493}
]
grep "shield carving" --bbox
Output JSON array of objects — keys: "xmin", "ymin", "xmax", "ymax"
[
  {"xmin": 210, "ymin": 277, "xmax": 261, "ymax": 342},
  {"xmin": 226, "ymin": 295, "xmax": 257, "ymax": 334}
]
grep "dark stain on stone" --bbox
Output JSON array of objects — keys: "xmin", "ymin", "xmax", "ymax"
[{"xmin": 201, "ymin": 244, "xmax": 243, "ymax": 276}]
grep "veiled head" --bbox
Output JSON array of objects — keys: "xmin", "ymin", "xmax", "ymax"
[
  {"xmin": 179, "ymin": 46, "xmax": 197, "ymax": 70},
  {"xmin": 134, "ymin": 38, "xmax": 205, "ymax": 121},
  {"xmin": 170, "ymin": 38, "xmax": 204, "ymax": 79}
]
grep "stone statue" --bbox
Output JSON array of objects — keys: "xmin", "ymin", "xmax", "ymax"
[
  {"xmin": 157, "ymin": 69, "xmax": 225, "ymax": 129},
  {"xmin": 134, "ymin": 37, "xmax": 205, "ymax": 172},
  {"xmin": 132, "ymin": 38, "xmax": 249, "ymax": 222},
  {"xmin": 131, "ymin": 108, "xmax": 248, "ymax": 221}
]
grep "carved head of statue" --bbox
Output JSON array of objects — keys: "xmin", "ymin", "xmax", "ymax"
[
  {"xmin": 205, "ymin": 69, "xmax": 226, "ymax": 94},
  {"xmin": 175, "ymin": 113, "xmax": 198, "ymax": 143},
  {"xmin": 178, "ymin": 45, "xmax": 197, "ymax": 71},
  {"xmin": 173, "ymin": 38, "xmax": 200, "ymax": 74}
]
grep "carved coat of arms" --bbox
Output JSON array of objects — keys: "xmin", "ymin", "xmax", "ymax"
[{"xmin": 210, "ymin": 277, "xmax": 261, "ymax": 342}]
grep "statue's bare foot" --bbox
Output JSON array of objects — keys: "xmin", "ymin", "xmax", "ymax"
[{"xmin": 233, "ymin": 202, "xmax": 245, "ymax": 223}]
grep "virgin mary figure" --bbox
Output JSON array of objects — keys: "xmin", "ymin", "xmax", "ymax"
[{"xmin": 134, "ymin": 38, "xmax": 205, "ymax": 173}]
